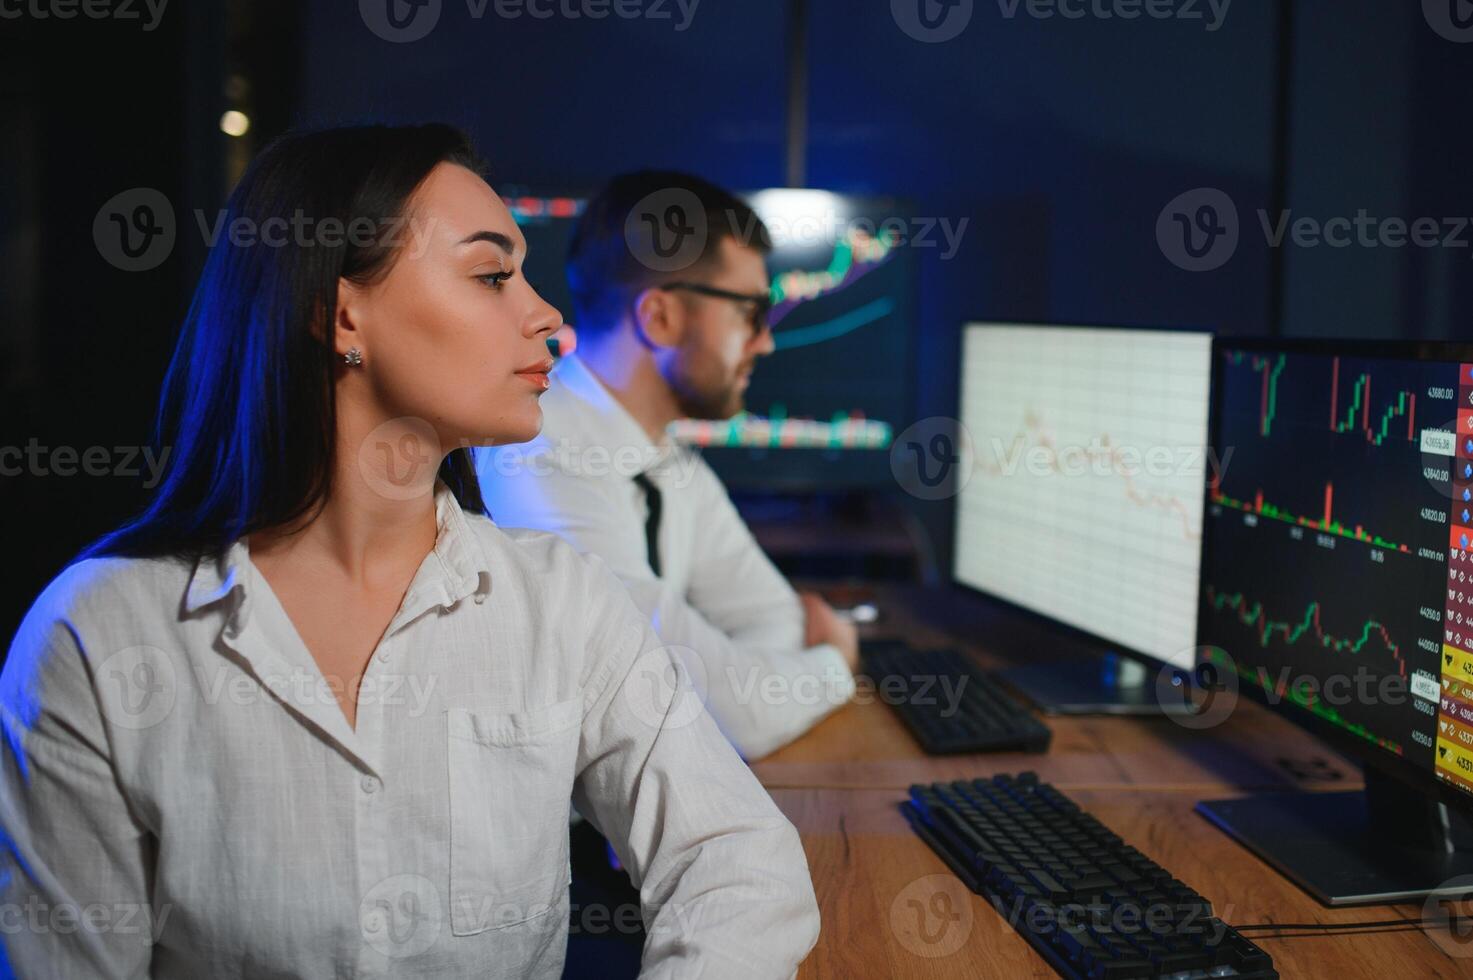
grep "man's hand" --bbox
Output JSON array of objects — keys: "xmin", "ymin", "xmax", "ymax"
[{"xmin": 799, "ymin": 591, "xmax": 859, "ymax": 674}]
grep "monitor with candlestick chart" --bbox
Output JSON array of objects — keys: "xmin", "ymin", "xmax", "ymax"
[
  {"xmin": 1199, "ymin": 341, "xmax": 1471, "ymax": 790},
  {"xmin": 1192, "ymin": 339, "xmax": 1473, "ymax": 906}
]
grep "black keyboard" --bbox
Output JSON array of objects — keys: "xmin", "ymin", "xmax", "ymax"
[
  {"xmin": 905, "ymin": 773, "xmax": 1278, "ymax": 980},
  {"xmin": 863, "ymin": 641, "xmax": 1052, "ymax": 753}
]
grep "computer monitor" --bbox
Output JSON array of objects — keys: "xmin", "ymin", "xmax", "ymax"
[
  {"xmin": 673, "ymin": 190, "xmax": 917, "ymax": 490},
  {"xmin": 504, "ymin": 188, "xmax": 916, "ymax": 490},
  {"xmin": 953, "ymin": 322, "xmax": 1214, "ymax": 712},
  {"xmin": 1195, "ymin": 338, "xmax": 1473, "ymax": 905}
]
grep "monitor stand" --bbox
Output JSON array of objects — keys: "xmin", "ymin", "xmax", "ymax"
[
  {"xmin": 1197, "ymin": 768, "xmax": 1473, "ymax": 905},
  {"xmin": 998, "ymin": 653, "xmax": 1195, "ymax": 716}
]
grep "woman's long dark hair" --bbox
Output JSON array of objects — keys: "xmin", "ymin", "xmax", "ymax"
[{"xmin": 83, "ymin": 124, "xmax": 487, "ymax": 561}]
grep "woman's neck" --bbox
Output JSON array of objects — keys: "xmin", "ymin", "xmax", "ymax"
[{"xmin": 248, "ymin": 413, "xmax": 440, "ymax": 589}]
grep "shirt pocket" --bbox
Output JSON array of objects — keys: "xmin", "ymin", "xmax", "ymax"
[{"xmin": 445, "ymin": 696, "xmax": 583, "ymax": 936}]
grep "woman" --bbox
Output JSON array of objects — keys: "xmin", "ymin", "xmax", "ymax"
[{"xmin": 0, "ymin": 124, "xmax": 819, "ymax": 977}]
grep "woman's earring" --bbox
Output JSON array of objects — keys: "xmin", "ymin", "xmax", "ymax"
[{"xmin": 343, "ymin": 347, "xmax": 363, "ymax": 367}]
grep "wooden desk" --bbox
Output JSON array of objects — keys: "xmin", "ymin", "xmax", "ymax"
[
  {"xmin": 759, "ymin": 585, "xmax": 1358, "ymax": 793},
  {"xmin": 770, "ymin": 787, "xmax": 1472, "ymax": 979},
  {"xmin": 755, "ymin": 587, "xmax": 1473, "ymax": 978},
  {"xmin": 752, "ymin": 694, "xmax": 1361, "ymax": 794}
]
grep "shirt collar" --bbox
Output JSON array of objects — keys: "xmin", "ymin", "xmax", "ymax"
[
  {"xmin": 183, "ymin": 479, "xmax": 493, "ymax": 621},
  {"xmin": 545, "ymin": 353, "xmax": 680, "ymax": 478},
  {"xmin": 415, "ymin": 478, "xmax": 494, "ymax": 612},
  {"xmin": 183, "ymin": 541, "xmax": 248, "ymax": 616}
]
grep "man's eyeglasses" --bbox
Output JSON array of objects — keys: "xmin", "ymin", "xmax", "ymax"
[{"xmin": 658, "ymin": 282, "xmax": 773, "ymax": 335}]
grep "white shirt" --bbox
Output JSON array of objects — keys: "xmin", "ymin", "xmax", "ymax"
[
  {"xmin": 0, "ymin": 482, "xmax": 820, "ymax": 978},
  {"xmin": 475, "ymin": 355, "xmax": 857, "ymax": 762}
]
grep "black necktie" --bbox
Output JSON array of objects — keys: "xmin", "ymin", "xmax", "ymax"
[{"xmin": 632, "ymin": 471, "xmax": 663, "ymax": 577}]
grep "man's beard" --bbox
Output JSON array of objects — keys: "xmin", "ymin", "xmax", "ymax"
[{"xmin": 669, "ymin": 358, "xmax": 752, "ymax": 421}]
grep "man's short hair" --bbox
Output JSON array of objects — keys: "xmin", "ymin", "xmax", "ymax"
[{"xmin": 566, "ymin": 171, "xmax": 772, "ymax": 334}]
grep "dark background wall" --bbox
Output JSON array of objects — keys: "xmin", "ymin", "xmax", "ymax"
[{"xmin": 3, "ymin": 0, "xmax": 1469, "ymax": 644}]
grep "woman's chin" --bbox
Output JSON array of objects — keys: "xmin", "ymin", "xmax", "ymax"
[{"xmin": 493, "ymin": 414, "xmax": 544, "ymax": 447}]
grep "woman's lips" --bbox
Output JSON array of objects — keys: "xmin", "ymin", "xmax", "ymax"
[{"xmin": 515, "ymin": 357, "xmax": 555, "ymax": 390}]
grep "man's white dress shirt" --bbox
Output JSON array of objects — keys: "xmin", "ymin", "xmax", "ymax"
[
  {"xmin": 0, "ymin": 481, "xmax": 819, "ymax": 978},
  {"xmin": 475, "ymin": 354, "xmax": 857, "ymax": 761}
]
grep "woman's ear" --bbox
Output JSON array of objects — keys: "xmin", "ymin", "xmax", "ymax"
[
  {"xmin": 632, "ymin": 286, "xmax": 684, "ymax": 350},
  {"xmin": 333, "ymin": 277, "xmax": 365, "ymax": 361}
]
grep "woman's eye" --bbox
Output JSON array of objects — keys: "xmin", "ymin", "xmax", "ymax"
[{"xmin": 477, "ymin": 272, "xmax": 514, "ymax": 291}]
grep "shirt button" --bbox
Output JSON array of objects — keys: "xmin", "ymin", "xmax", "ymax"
[{"xmin": 360, "ymin": 775, "xmax": 380, "ymax": 794}]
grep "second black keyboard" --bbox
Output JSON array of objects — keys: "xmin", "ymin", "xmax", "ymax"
[
  {"xmin": 863, "ymin": 641, "xmax": 1052, "ymax": 754},
  {"xmin": 905, "ymin": 772, "xmax": 1278, "ymax": 980}
]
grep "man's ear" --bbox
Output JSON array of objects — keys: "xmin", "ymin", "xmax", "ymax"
[
  {"xmin": 332, "ymin": 277, "xmax": 366, "ymax": 361},
  {"xmin": 632, "ymin": 286, "xmax": 685, "ymax": 350}
]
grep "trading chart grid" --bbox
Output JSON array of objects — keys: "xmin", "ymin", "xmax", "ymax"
[{"xmin": 954, "ymin": 324, "xmax": 1212, "ymax": 667}]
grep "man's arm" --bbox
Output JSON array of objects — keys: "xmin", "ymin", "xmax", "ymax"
[
  {"xmin": 570, "ymin": 552, "xmax": 820, "ymax": 979},
  {"xmin": 480, "ymin": 446, "xmax": 856, "ymax": 760},
  {"xmin": 677, "ymin": 457, "xmax": 858, "ymax": 657}
]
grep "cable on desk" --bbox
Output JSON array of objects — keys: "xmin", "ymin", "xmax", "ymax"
[
  {"xmin": 1252, "ymin": 927, "xmax": 1430, "ymax": 941},
  {"xmin": 1237, "ymin": 915, "xmax": 1458, "ymax": 933},
  {"xmin": 1237, "ymin": 913, "xmax": 1473, "ymax": 943}
]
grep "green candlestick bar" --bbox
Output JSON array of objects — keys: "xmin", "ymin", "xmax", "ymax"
[
  {"xmin": 1205, "ymin": 647, "xmax": 1403, "ymax": 755},
  {"xmin": 1211, "ymin": 489, "xmax": 1409, "ymax": 553},
  {"xmin": 1259, "ymin": 354, "xmax": 1286, "ymax": 437},
  {"xmin": 1206, "ymin": 589, "xmax": 1404, "ymax": 672}
]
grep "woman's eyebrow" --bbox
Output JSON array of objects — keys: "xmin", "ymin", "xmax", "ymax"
[{"xmin": 457, "ymin": 230, "xmax": 518, "ymax": 255}]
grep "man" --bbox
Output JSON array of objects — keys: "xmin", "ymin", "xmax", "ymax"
[{"xmin": 477, "ymin": 171, "xmax": 858, "ymax": 761}]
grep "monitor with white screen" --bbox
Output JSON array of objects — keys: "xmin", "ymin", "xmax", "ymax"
[{"xmin": 953, "ymin": 322, "xmax": 1213, "ymax": 672}]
